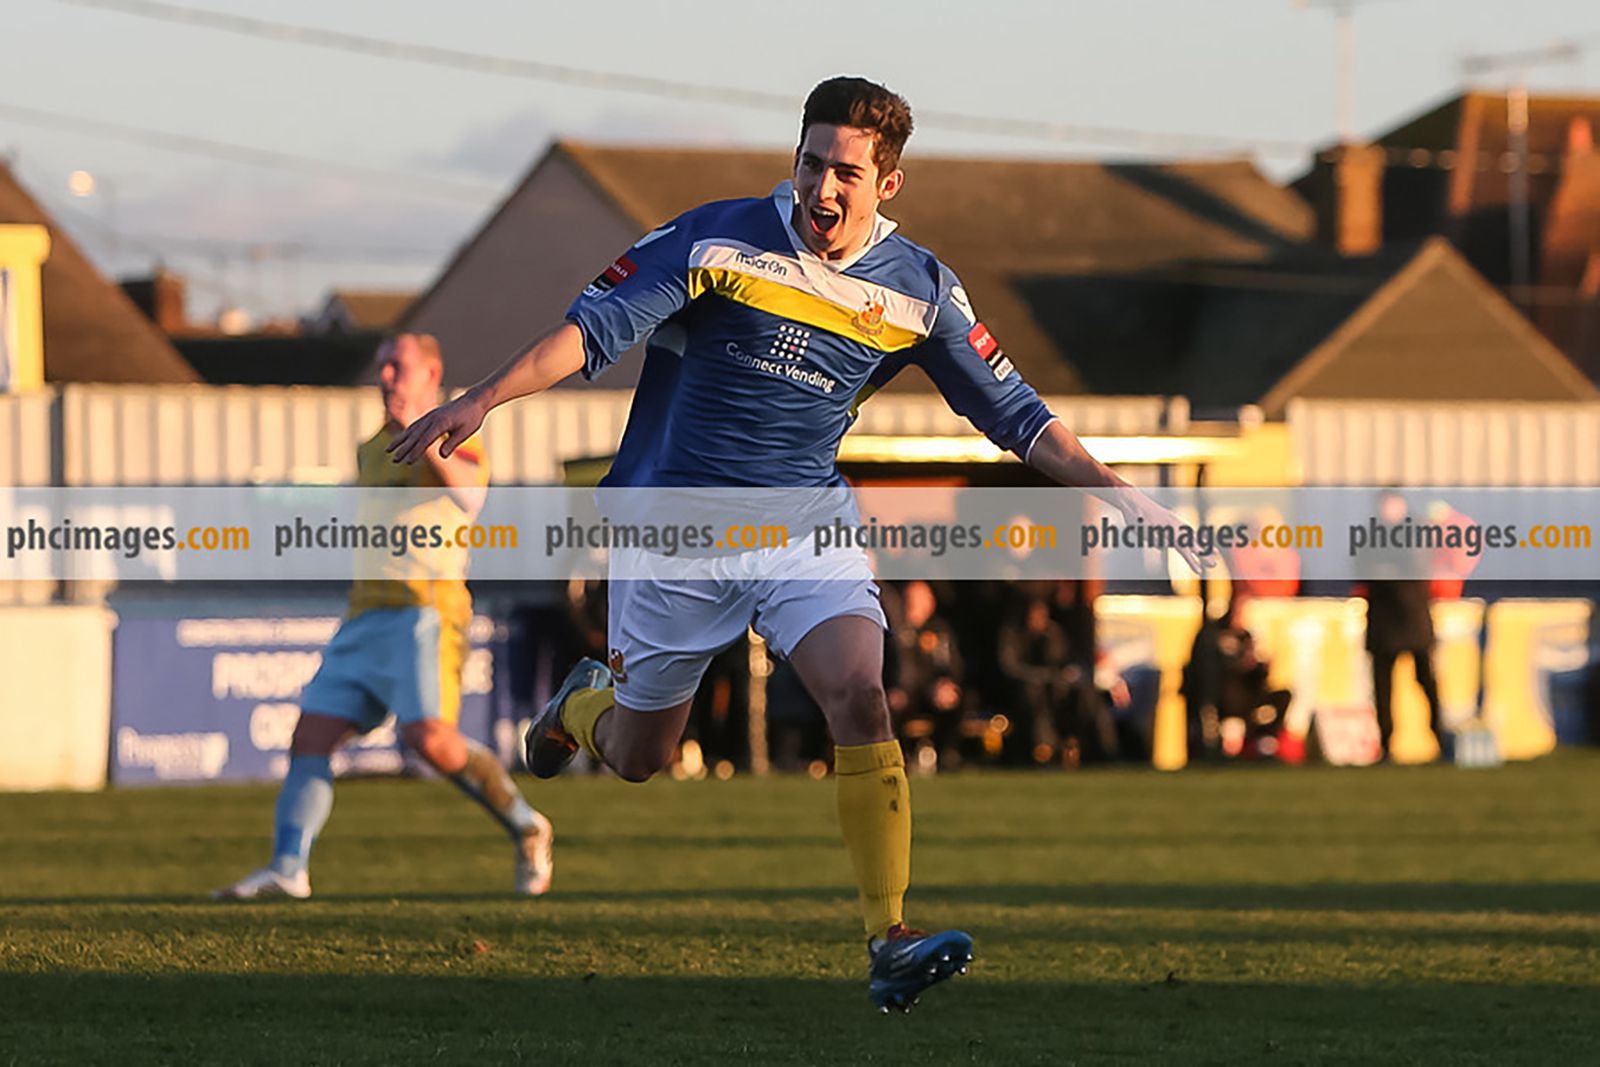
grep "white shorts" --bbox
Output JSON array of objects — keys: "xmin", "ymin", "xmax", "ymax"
[{"xmin": 606, "ymin": 537, "xmax": 886, "ymax": 711}]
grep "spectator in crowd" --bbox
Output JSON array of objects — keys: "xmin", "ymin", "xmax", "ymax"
[
  {"xmin": 765, "ymin": 656, "xmax": 832, "ymax": 771},
  {"xmin": 884, "ymin": 580, "xmax": 966, "ymax": 767},
  {"xmin": 1363, "ymin": 491, "xmax": 1444, "ymax": 759},
  {"xmin": 686, "ymin": 639, "xmax": 751, "ymax": 771},
  {"xmin": 1226, "ymin": 506, "xmax": 1302, "ymax": 615},
  {"xmin": 1426, "ymin": 501, "xmax": 1479, "ymax": 600},
  {"xmin": 566, "ymin": 578, "xmax": 609, "ymax": 664},
  {"xmin": 998, "ymin": 593, "xmax": 1072, "ymax": 764},
  {"xmin": 1050, "ymin": 580, "xmax": 1124, "ymax": 762},
  {"xmin": 937, "ymin": 579, "xmax": 1008, "ymax": 720},
  {"xmin": 1182, "ymin": 601, "xmax": 1290, "ymax": 760}
]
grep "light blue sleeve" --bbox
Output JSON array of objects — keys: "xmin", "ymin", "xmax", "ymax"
[{"xmin": 564, "ymin": 214, "xmax": 696, "ymax": 380}]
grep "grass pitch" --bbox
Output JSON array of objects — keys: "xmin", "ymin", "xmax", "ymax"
[{"xmin": 2, "ymin": 754, "xmax": 1598, "ymax": 1065}]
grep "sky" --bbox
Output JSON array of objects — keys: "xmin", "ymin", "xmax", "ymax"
[{"xmin": 3, "ymin": 0, "xmax": 1599, "ymax": 324}]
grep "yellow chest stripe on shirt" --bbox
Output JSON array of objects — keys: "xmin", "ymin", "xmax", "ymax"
[{"xmin": 688, "ymin": 267, "xmax": 927, "ymax": 353}]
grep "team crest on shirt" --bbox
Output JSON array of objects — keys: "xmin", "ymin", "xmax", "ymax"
[
  {"xmin": 608, "ymin": 648, "xmax": 629, "ymax": 683},
  {"xmin": 851, "ymin": 297, "xmax": 887, "ymax": 337}
]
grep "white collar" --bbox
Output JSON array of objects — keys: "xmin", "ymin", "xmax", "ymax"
[{"xmin": 771, "ymin": 181, "xmax": 898, "ymax": 271}]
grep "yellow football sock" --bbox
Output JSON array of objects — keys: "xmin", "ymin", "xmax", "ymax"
[
  {"xmin": 560, "ymin": 685, "xmax": 614, "ymax": 761},
  {"xmin": 834, "ymin": 740, "xmax": 911, "ymax": 939}
]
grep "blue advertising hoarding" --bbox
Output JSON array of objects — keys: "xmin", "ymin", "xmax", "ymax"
[{"xmin": 110, "ymin": 597, "xmax": 504, "ymax": 785}]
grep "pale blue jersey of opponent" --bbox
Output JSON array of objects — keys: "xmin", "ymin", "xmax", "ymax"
[{"xmin": 566, "ymin": 181, "xmax": 1058, "ymax": 488}]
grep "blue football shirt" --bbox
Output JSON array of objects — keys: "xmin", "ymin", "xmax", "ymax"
[{"xmin": 566, "ymin": 181, "xmax": 1057, "ymax": 488}]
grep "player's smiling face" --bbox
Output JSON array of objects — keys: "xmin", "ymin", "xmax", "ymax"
[{"xmin": 793, "ymin": 124, "xmax": 903, "ymax": 261}]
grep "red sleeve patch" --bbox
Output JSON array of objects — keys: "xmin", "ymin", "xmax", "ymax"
[
  {"xmin": 967, "ymin": 322, "xmax": 998, "ymax": 359},
  {"xmin": 602, "ymin": 256, "xmax": 638, "ymax": 285},
  {"xmin": 584, "ymin": 254, "xmax": 640, "ymax": 298}
]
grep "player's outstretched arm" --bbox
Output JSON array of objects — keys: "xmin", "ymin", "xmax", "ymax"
[
  {"xmin": 387, "ymin": 323, "xmax": 586, "ymax": 464},
  {"xmin": 1026, "ymin": 420, "xmax": 1211, "ymax": 575}
]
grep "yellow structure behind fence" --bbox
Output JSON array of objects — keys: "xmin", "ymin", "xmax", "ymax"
[{"xmin": 0, "ymin": 224, "xmax": 49, "ymax": 394}]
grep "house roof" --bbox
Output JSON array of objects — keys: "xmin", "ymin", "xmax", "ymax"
[
  {"xmin": 415, "ymin": 141, "xmax": 1314, "ymax": 395},
  {"xmin": 1386, "ymin": 93, "xmax": 1600, "ymax": 276},
  {"xmin": 323, "ymin": 289, "xmax": 415, "ymax": 331},
  {"xmin": 1534, "ymin": 150, "xmax": 1600, "ymax": 377},
  {"xmin": 176, "ymin": 332, "xmax": 383, "ymax": 386},
  {"xmin": 0, "ymin": 164, "xmax": 197, "ymax": 384},
  {"xmin": 1540, "ymin": 150, "xmax": 1600, "ymax": 289},
  {"xmin": 1376, "ymin": 91, "xmax": 1600, "ymax": 179},
  {"xmin": 1297, "ymin": 91, "xmax": 1600, "ymax": 286},
  {"xmin": 558, "ymin": 143, "xmax": 1315, "ymax": 262},
  {"xmin": 1016, "ymin": 238, "xmax": 1595, "ymax": 416}
]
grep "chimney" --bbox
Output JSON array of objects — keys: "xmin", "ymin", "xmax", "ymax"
[
  {"xmin": 1534, "ymin": 119, "xmax": 1600, "ymax": 380},
  {"xmin": 1569, "ymin": 116, "xmax": 1596, "ymax": 156},
  {"xmin": 120, "ymin": 268, "xmax": 189, "ymax": 334},
  {"xmin": 1308, "ymin": 144, "xmax": 1385, "ymax": 256}
]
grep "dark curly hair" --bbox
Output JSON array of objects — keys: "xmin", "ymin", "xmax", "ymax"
[{"xmin": 799, "ymin": 76, "xmax": 914, "ymax": 175}]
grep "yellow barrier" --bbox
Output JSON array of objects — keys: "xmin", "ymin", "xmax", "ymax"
[
  {"xmin": 1482, "ymin": 599, "xmax": 1591, "ymax": 761},
  {"xmin": 1095, "ymin": 595, "xmax": 1203, "ymax": 770},
  {"xmin": 1385, "ymin": 600, "xmax": 1485, "ymax": 764},
  {"xmin": 1098, "ymin": 595, "xmax": 1589, "ymax": 767},
  {"xmin": 0, "ymin": 605, "xmax": 114, "ymax": 790},
  {"xmin": 1239, "ymin": 598, "xmax": 1374, "ymax": 764},
  {"xmin": 0, "ymin": 224, "xmax": 50, "ymax": 393}
]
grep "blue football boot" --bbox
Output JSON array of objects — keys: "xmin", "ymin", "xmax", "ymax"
[
  {"xmin": 868, "ymin": 924, "xmax": 974, "ymax": 1013},
  {"xmin": 523, "ymin": 657, "xmax": 610, "ymax": 778}
]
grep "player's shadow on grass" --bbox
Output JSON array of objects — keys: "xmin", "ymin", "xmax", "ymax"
[
  {"xmin": 0, "ymin": 892, "xmax": 527, "ymax": 907},
  {"xmin": 525, "ymin": 880, "xmax": 1600, "ymax": 916},
  {"xmin": 3, "ymin": 899, "xmax": 1589, "ymax": 958},
  {"xmin": 485, "ymin": 828, "xmax": 1586, "ymax": 850},
  {"xmin": 927, "ymin": 880, "xmax": 1600, "ymax": 915},
  {"xmin": 6, "ymin": 883, "xmax": 1593, "ymax": 921},
  {"xmin": 0, "ymin": 972, "xmax": 1594, "ymax": 1066},
  {"xmin": 4, "ymin": 880, "xmax": 1599, "ymax": 914}
]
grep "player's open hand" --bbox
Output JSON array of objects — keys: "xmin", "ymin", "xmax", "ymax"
[
  {"xmin": 1111, "ymin": 488, "xmax": 1215, "ymax": 576},
  {"xmin": 386, "ymin": 390, "xmax": 488, "ymax": 463}
]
